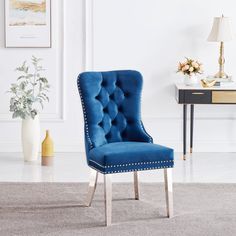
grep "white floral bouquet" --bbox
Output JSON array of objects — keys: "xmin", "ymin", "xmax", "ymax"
[{"xmin": 177, "ymin": 58, "xmax": 203, "ymax": 75}]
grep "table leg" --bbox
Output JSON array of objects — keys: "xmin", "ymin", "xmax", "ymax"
[
  {"xmin": 183, "ymin": 104, "xmax": 187, "ymax": 160},
  {"xmin": 190, "ymin": 104, "xmax": 194, "ymax": 154}
]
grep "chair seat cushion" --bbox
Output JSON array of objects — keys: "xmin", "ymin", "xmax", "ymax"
[{"xmin": 88, "ymin": 142, "xmax": 174, "ymax": 174}]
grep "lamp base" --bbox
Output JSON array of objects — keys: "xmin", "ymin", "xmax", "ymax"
[
  {"xmin": 214, "ymin": 71, "xmax": 229, "ymax": 79},
  {"xmin": 207, "ymin": 75, "xmax": 233, "ymax": 82}
]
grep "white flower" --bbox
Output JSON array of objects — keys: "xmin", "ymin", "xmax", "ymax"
[
  {"xmin": 192, "ymin": 62, "xmax": 199, "ymax": 68},
  {"xmin": 182, "ymin": 65, "xmax": 189, "ymax": 71},
  {"xmin": 189, "ymin": 67, "xmax": 194, "ymax": 72},
  {"xmin": 177, "ymin": 58, "xmax": 203, "ymax": 75},
  {"xmin": 178, "ymin": 63, "xmax": 182, "ymax": 70}
]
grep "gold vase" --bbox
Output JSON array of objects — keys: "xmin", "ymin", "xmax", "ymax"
[{"xmin": 41, "ymin": 130, "xmax": 54, "ymax": 166}]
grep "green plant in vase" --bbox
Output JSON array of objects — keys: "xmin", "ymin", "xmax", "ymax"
[
  {"xmin": 9, "ymin": 56, "xmax": 50, "ymax": 119},
  {"xmin": 8, "ymin": 56, "xmax": 50, "ymax": 162}
]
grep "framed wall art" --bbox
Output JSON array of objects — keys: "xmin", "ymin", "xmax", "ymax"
[{"xmin": 5, "ymin": 0, "xmax": 51, "ymax": 48}]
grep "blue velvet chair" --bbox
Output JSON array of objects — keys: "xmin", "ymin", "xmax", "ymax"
[{"xmin": 77, "ymin": 70, "xmax": 174, "ymax": 226}]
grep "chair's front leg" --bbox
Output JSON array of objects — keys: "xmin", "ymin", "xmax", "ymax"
[
  {"xmin": 133, "ymin": 171, "xmax": 139, "ymax": 200},
  {"xmin": 104, "ymin": 174, "xmax": 112, "ymax": 226},
  {"xmin": 85, "ymin": 168, "xmax": 98, "ymax": 207},
  {"xmin": 164, "ymin": 168, "xmax": 173, "ymax": 218}
]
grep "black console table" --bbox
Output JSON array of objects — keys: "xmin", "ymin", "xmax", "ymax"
[{"xmin": 175, "ymin": 83, "xmax": 236, "ymax": 160}]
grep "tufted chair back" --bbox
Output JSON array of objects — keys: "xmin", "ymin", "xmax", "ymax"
[{"xmin": 77, "ymin": 70, "xmax": 152, "ymax": 155}]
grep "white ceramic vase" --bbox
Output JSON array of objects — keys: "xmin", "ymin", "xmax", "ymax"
[
  {"xmin": 21, "ymin": 115, "xmax": 40, "ymax": 162},
  {"xmin": 184, "ymin": 74, "xmax": 198, "ymax": 86}
]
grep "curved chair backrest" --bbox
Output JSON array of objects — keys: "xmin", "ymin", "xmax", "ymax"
[{"xmin": 77, "ymin": 70, "xmax": 152, "ymax": 153}]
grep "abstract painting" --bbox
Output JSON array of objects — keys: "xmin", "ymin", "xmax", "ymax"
[
  {"xmin": 5, "ymin": 0, "xmax": 51, "ymax": 47},
  {"xmin": 9, "ymin": 0, "xmax": 46, "ymax": 26}
]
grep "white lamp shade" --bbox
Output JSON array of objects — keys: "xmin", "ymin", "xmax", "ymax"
[{"xmin": 207, "ymin": 16, "xmax": 234, "ymax": 42}]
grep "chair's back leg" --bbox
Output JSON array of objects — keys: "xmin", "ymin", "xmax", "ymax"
[
  {"xmin": 85, "ymin": 168, "xmax": 98, "ymax": 207},
  {"xmin": 133, "ymin": 171, "xmax": 140, "ymax": 200},
  {"xmin": 104, "ymin": 174, "xmax": 112, "ymax": 226},
  {"xmin": 164, "ymin": 168, "xmax": 173, "ymax": 218}
]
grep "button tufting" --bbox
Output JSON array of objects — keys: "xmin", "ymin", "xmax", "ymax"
[
  {"xmin": 124, "ymin": 92, "xmax": 130, "ymax": 97},
  {"xmin": 121, "ymin": 130, "xmax": 127, "ymax": 137},
  {"xmin": 78, "ymin": 71, "xmax": 154, "ymax": 155},
  {"xmin": 101, "ymin": 81, "xmax": 106, "ymax": 86},
  {"xmin": 116, "ymin": 80, "xmax": 120, "ymax": 86},
  {"xmin": 118, "ymin": 106, "xmax": 123, "ymax": 112},
  {"xmin": 127, "ymin": 119, "xmax": 134, "ymax": 124}
]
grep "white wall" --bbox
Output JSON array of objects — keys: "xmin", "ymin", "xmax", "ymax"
[
  {"xmin": 0, "ymin": 0, "xmax": 84, "ymax": 152},
  {"xmin": 1, "ymin": 0, "xmax": 236, "ymax": 153}
]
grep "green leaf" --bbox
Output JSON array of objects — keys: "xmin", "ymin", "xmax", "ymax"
[
  {"xmin": 10, "ymin": 87, "xmax": 17, "ymax": 93},
  {"xmin": 26, "ymin": 89, "xmax": 33, "ymax": 95},
  {"xmin": 17, "ymin": 76, "xmax": 26, "ymax": 80},
  {"xmin": 39, "ymin": 83, "xmax": 42, "ymax": 92},
  {"xmin": 39, "ymin": 100, "xmax": 44, "ymax": 109},
  {"xmin": 19, "ymin": 82, "xmax": 27, "ymax": 90},
  {"xmin": 38, "ymin": 95, "xmax": 46, "ymax": 101},
  {"xmin": 38, "ymin": 77, "xmax": 48, "ymax": 83},
  {"xmin": 12, "ymin": 111, "xmax": 20, "ymax": 119},
  {"xmin": 26, "ymin": 74, "xmax": 34, "ymax": 78}
]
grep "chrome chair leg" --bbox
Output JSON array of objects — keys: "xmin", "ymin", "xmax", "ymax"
[
  {"xmin": 133, "ymin": 171, "xmax": 139, "ymax": 200},
  {"xmin": 104, "ymin": 174, "xmax": 112, "ymax": 226},
  {"xmin": 164, "ymin": 168, "xmax": 173, "ymax": 218},
  {"xmin": 85, "ymin": 168, "xmax": 98, "ymax": 207}
]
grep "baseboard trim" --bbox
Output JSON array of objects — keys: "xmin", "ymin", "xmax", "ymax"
[
  {"xmin": 0, "ymin": 143, "xmax": 85, "ymax": 153},
  {"xmin": 0, "ymin": 141, "xmax": 236, "ymax": 153}
]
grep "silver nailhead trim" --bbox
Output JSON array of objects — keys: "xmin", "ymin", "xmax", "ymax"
[
  {"xmin": 77, "ymin": 77, "xmax": 94, "ymax": 149},
  {"xmin": 139, "ymin": 80, "xmax": 153, "ymax": 143},
  {"xmin": 140, "ymin": 120, "xmax": 153, "ymax": 143},
  {"xmin": 89, "ymin": 159, "xmax": 174, "ymax": 168},
  {"xmin": 90, "ymin": 165, "xmax": 174, "ymax": 174}
]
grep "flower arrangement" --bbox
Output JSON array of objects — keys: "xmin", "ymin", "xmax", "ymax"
[
  {"xmin": 8, "ymin": 56, "xmax": 50, "ymax": 119},
  {"xmin": 177, "ymin": 58, "xmax": 203, "ymax": 75}
]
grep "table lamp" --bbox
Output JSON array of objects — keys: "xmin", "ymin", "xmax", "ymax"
[{"xmin": 207, "ymin": 15, "xmax": 234, "ymax": 79}]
